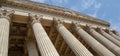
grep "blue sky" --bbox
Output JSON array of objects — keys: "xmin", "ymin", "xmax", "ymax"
[{"xmin": 31, "ymin": 0, "xmax": 120, "ymax": 32}]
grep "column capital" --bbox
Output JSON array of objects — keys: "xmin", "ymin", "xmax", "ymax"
[
  {"xmin": 96, "ymin": 27, "xmax": 105, "ymax": 33},
  {"xmin": 86, "ymin": 24, "xmax": 92, "ymax": 28},
  {"xmin": 53, "ymin": 17, "xmax": 64, "ymax": 27},
  {"xmin": 107, "ymin": 29, "xmax": 112, "ymax": 34},
  {"xmin": 0, "ymin": 9, "xmax": 14, "ymax": 22},
  {"xmin": 72, "ymin": 22, "xmax": 85, "ymax": 31},
  {"xmin": 85, "ymin": 24, "xmax": 93, "ymax": 32},
  {"xmin": 105, "ymin": 28, "xmax": 113, "ymax": 33},
  {"xmin": 29, "ymin": 13, "xmax": 43, "ymax": 25},
  {"xmin": 72, "ymin": 22, "xmax": 81, "ymax": 28}
]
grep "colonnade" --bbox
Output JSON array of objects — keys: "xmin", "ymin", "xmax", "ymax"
[{"xmin": 0, "ymin": 9, "xmax": 120, "ymax": 56}]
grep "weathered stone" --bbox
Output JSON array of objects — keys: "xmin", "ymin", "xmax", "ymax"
[
  {"xmin": 0, "ymin": 9, "xmax": 14, "ymax": 56},
  {"xmin": 88, "ymin": 27, "xmax": 120, "ymax": 56},
  {"xmin": 54, "ymin": 19, "xmax": 93, "ymax": 56},
  {"xmin": 30, "ymin": 14, "xmax": 59, "ymax": 56},
  {"xmin": 99, "ymin": 28, "xmax": 120, "ymax": 47},
  {"xmin": 73, "ymin": 23, "xmax": 115, "ymax": 56}
]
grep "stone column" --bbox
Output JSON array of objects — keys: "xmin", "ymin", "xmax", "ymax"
[
  {"xmin": 73, "ymin": 23, "xmax": 115, "ymax": 56},
  {"xmin": 26, "ymin": 37, "xmax": 39, "ymax": 56},
  {"xmin": 0, "ymin": 9, "xmax": 14, "ymax": 56},
  {"xmin": 87, "ymin": 27, "xmax": 120, "ymax": 55},
  {"xmin": 54, "ymin": 18, "xmax": 93, "ymax": 56},
  {"xmin": 29, "ymin": 14, "xmax": 59, "ymax": 56},
  {"xmin": 108, "ymin": 30, "xmax": 120, "ymax": 41},
  {"xmin": 99, "ymin": 28, "xmax": 120, "ymax": 47}
]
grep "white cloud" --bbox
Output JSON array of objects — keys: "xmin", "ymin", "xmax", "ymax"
[
  {"xmin": 81, "ymin": 0, "xmax": 95, "ymax": 10},
  {"xmin": 70, "ymin": 0, "xmax": 102, "ymax": 14},
  {"xmin": 31, "ymin": 0, "xmax": 47, "ymax": 3},
  {"xmin": 89, "ymin": 10, "xmax": 97, "ymax": 17},
  {"xmin": 94, "ymin": 2, "xmax": 101, "ymax": 9},
  {"xmin": 87, "ymin": 0, "xmax": 101, "ymax": 17},
  {"xmin": 100, "ymin": 13, "xmax": 106, "ymax": 19},
  {"xmin": 50, "ymin": 0, "xmax": 68, "ymax": 3},
  {"xmin": 70, "ymin": 6, "xmax": 80, "ymax": 12}
]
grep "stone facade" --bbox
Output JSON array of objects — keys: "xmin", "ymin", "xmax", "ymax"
[{"xmin": 0, "ymin": 0, "xmax": 120, "ymax": 56}]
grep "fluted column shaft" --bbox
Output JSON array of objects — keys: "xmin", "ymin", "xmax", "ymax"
[
  {"xmin": 54, "ymin": 19, "xmax": 93, "ymax": 56},
  {"xmin": 0, "ymin": 18, "xmax": 9, "ymax": 56},
  {"xmin": 30, "ymin": 15, "xmax": 59, "ymax": 56},
  {"xmin": 88, "ymin": 28, "xmax": 120, "ymax": 55},
  {"xmin": 99, "ymin": 29, "xmax": 120, "ymax": 47},
  {"xmin": 0, "ymin": 10, "xmax": 13, "ymax": 56},
  {"xmin": 73, "ymin": 24, "xmax": 115, "ymax": 56},
  {"xmin": 26, "ymin": 39, "xmax": 39, "ymax": 56},
  {"xmin": 109, "ymin": 31, "xmax": 120, "ymax": 41}
]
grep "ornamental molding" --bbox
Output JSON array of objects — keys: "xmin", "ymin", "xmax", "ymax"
[
  {"xmin": 2, "ymin": 0, "xmax": 109, "ymax": 27},
  {"xmin": 0, "ymin": 9, "xmax": 14, "ymax": 22},
  {"xmin": 29, "ymin": 13, "xmax": 43, "ymax": 25},
  {"xmin": 53, "ymin": 17, "xmax": 64, "ymax": 28}
]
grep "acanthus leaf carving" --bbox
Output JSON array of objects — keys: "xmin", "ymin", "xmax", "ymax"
[
  {"xmin": 0, "ymin": 9, "xmax": 14, "ymax": 22},
  {"xmin": 53, "ymin": 17, "xmax": 64, "ymax": 27},
  {"xmin": 28, "ymin": 13, "xmax": 43, "ymax": 25}
]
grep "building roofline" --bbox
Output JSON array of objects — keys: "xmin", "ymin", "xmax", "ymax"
[{"xmin": 1, "ymin": 0, "xmax": 110, "ymax": 27}]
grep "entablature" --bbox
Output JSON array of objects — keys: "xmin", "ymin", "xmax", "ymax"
[
  {"xmin": 0, "ymin": 0, "xmax": 110, "ymax": 27},
  {"xmin": 1, "ymin": 6, "xmax": 110, "ymax": 30}
]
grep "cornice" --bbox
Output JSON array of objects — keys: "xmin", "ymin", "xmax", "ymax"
[{"xmin": 2, "ymin": 0, "xmax": 110, "ymax": 27}]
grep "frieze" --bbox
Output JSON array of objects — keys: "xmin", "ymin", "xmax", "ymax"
[{"xmin": 1, "ymin": 0, "xmax": 110, "ymax": 27}]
